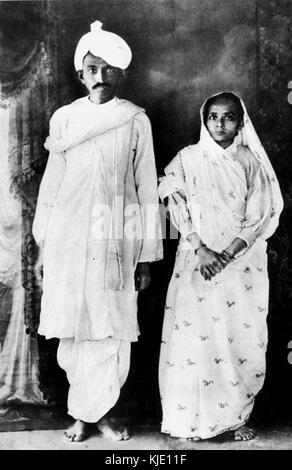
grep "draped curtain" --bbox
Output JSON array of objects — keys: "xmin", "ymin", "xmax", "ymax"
[{"xmin": 0, "ymin": 1, "xmax": 67, "ymax": 427}]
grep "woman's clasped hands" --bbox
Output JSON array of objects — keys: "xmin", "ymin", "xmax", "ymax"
[{"xmin": 196, "ymin": 245, "xmax": 233, "ymax": 281}]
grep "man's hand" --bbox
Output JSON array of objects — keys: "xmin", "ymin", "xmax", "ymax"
[
  {"xmin": 34, "ymin": 246, "xmax": 44, "ymax": 290},
  {"xmin": 135, "ymin": 262, "xmax": 151, "ymax": 292},
  {"xmin": 197, "ymin": 246, "xmax": 228, "ymax": 281}
]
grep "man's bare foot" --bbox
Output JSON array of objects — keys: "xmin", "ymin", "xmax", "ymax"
[
  {"xmin": 233, "ymin": 425, "xmax": 256, "ymax": 441},
  {"xmin": 64, "ymin": 419, "xmax": 87, "ymax": 442},
  {"xmin": 97, "ymin": 417, "xmax": 130, "ymax": 441}
]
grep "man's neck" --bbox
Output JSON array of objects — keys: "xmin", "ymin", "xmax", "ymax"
[{"xmin": 88, "ymin": 94, "xmax": 117, "ymax": 105}]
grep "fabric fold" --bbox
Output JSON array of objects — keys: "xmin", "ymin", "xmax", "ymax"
[{"xmin": 44, "ymin": 98, "xmax": 144, "ymax": 153}]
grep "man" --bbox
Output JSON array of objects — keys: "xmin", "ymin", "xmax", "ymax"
[{"xmin": 33, "ymin": 20, "xmax": 163, "ymax": 442}]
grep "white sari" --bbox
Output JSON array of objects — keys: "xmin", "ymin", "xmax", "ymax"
[{"xmin": 158, "ymin": 93, "xmax": 283, "ymax": 439}]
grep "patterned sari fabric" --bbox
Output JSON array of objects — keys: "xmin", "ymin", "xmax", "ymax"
[{"xmin": 158, "ymin": 93, "xmax": 283, "ymax": 439}]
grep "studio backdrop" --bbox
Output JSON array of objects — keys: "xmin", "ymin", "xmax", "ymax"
[{"xmin": 0, "ymin": 0, "xmax": 291, "ymax": 428}]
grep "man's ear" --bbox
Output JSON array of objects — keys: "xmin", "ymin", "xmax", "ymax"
[
  {"xmin": 120, "ymin": 69, "xmax": 127, "ymax": 83},
  {"xmin": 77, "ymin": 70, "xmax": 84, "ymax": 82}
]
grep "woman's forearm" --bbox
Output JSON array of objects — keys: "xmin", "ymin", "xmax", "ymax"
[{"xmin": 224, "ymin": 237, "xmax": 247, "ymax": 258}]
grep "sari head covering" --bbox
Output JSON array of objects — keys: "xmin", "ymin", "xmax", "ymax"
[
  {"xmin": 74, "ymin": 20, "xmax": 132, "ymax": 71},
  {"xmin": 159, "ymin": 91, "xmax": 283, "ymax": 251},
  {"xmin": 198, "ymin": 92, "xmax": 284, "ymax": 240}
]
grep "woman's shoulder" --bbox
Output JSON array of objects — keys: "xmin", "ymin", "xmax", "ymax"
[
  {"xmin": 179, "ymin": 144, "xmax": 202, "ymax": 169},
  {"xmin": 236, "ymin": 144, "xmax": 254, "ymax": 156},
  {"xmin": 179, "ymin": 143, "xmax": 200, "ymax": 157},
  {"xmin": 235, "ymin": 144, "xmax": 260, "ymax": 173},
  {"xmin": 176, "ymin": 144, "xmax": 201, "ymax": 166},
  {"xmin": 165, "ymin": 144, "xmax": 200, "ymax": 174}
]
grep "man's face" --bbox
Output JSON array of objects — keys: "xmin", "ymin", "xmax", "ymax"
[
  {"xmin": 205, "ymin": 99, "xmax": 240, "ymax": 149},
  {"xmin": 80, "ymin": 53, "xmax": 126, "ymax": 104}
]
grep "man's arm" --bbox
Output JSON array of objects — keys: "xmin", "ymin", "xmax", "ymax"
[
  {"xmin": 33, "ymin": 110, "xmax": 67, "ymax": 288},
  {"xmin": 34, "ymin": 243, "xmax": 44, "ymax": 289},
  {"xmin": 132, "ymin": 113, "xmax": 163, "ymax": 291},
  {"xmin": 135, "ymin": 262, "xmax": 151, "ymax": 292}
]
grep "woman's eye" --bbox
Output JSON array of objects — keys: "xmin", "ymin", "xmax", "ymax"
[{"xmin": 106, "ymin": 68, "xmax": 114, "ymax": 73}]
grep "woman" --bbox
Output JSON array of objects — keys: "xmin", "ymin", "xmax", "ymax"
[{"xmin": 158, "ymin": 92, "xmax": 283, "ymax": 441}]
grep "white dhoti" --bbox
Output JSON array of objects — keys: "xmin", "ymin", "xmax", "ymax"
[{"xmin": 57, "ymin": 338, "xmax": 130, "ymax": 423}]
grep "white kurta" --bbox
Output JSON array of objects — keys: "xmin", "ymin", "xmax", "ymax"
[{"xmin": 33, "ymin": 97, "xmax": 163, "ymax": 342}]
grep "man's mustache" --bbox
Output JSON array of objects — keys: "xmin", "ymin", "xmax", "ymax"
[{"xmin": 92, "ymin": 83, "xmax": 111, "ymax": 89}]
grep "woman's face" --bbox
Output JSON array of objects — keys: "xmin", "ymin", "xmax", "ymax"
[{"xmin": 205, "ymin": 99, "xmax": 240, "ymax": 149}]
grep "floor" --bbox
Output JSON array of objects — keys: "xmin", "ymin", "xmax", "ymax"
[{"xmin": 1, "ymin": 423, "xmax": 292, "ymax": 450}]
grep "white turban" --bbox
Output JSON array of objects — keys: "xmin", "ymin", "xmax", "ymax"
[{"xmin": 74, "ymin": 20, "xmax": 132, "ymax": 71}]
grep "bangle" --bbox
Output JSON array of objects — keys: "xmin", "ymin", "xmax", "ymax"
[
  {"xmin": 222, "ymin": 250, "xmax": 234, "ymax": 260},
  {"xmin": 195, "ymin": 243, "xmax": 206, "ymax": 255}
]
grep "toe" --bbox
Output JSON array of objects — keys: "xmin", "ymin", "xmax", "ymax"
[
  {"xmin": 122, "ymin": 429, "xmax": 130, "ymax": 440},
  {"xmin": 233, "ymin": 426, "xmax": 255, "ymax": 442},
  {"xmin": 64, "ymin": 430, "xmax": 85, "ymax": 442}
]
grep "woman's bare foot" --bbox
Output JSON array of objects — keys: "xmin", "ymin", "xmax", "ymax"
[
  {"xmin": 233, "ymin": 425, "xmax": 256, "ymax": 441},
  {"xmin": 97, "ymin": 416, "xmax": 130, "ymax": 441},
  {"xmin": 179, "ymin": 437, "xmax": 201, "ymax": 442},
  {"xmin": 64, "ymin": 419, "xmax": 87, "ymax": 442}
]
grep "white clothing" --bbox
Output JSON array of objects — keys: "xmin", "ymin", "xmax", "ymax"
[
  {"xmin": 33, "ymin": 97, "xmax": 163, "ymax": 341},
  {"xmin": 57, "ymin": 338, "xmax": 130, "ymax": 422},
  {"xmin": 74, "ymin": 20, "xmax": 132, "ymax": 71},
  {"xmin": 158, "ymin": 92, "xmax": 283, "ymax": 439}
]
